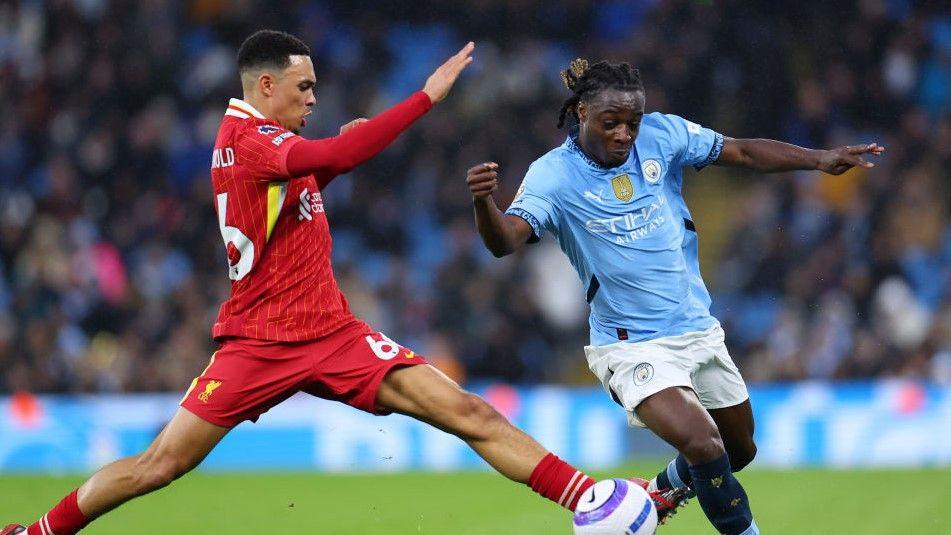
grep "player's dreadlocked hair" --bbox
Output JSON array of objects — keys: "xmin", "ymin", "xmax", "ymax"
[
  {"xmin": 557, "ymin": 59, "xmax": 644, "ymax": 128},
  {"xmin": 238, "ymin": 30, "xmax": 310, "ymax": 75}
]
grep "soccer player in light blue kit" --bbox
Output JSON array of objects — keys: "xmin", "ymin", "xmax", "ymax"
[{"xmin": 466, "ymin": 59, "xmax": 884, "ymax": 534}]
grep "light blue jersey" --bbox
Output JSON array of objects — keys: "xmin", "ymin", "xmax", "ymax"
[{"xmin": 506, "ymin": 113, "xmax": 724, "ymax": 346}]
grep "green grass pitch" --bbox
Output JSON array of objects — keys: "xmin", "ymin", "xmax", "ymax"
[{"xmin": 2, "ymin": 464, "xmax": 947, "ymax": 533}]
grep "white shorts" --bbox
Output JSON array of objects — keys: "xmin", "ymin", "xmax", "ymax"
[{"xmin": 584, "ymin": 324, "xmax": 749, "ymax": 427}]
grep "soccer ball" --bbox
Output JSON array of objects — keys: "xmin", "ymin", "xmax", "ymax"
[{"xmin": 573, "ymin": 479, "xmax": 657, "ymax": 535}]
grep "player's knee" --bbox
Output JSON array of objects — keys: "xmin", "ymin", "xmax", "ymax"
[
  {"xmin": 132, "ymin": 452, "xmax": 189, "ymax": 494},
  {"xmin": 729, "ymin": 440, "xmax": 757, "ymax": 472},
  {"xmin": 681, "ymin": 430, "xmax": 726, "ymax": 464},
  {"xmin": 448, "ymin": 392, "xmax": 504, "ymax": 440}
]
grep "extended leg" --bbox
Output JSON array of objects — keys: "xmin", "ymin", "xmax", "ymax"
[
  {"xmin": 376, "ymin": 364, "xmax": 594, "ymax": 510},
  {"xmin": 23, "ymin": 408, "xmax": 228, "ymax": 535},
  {"xmin": 653, "ymin": 399, "xmax": 757, "ymax": 491},
  {"xmin": 637, "ymin": 387, "xmax": 758, "ymax": 535}
]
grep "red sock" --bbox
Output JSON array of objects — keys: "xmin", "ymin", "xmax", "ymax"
[
  {"xmin": 528, "ymin": 453, "xmax": 595, "ymax": 511},
  {"xmin": 28, "ymin": 489, "xmax": 89, "ymax": 535}
]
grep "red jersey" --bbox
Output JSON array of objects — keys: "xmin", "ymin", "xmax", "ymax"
[{"xmin": 209, "ymin": 95, "xmax": 431, "ymax": 341}]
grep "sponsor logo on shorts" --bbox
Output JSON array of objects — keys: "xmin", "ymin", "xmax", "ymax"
[
  {"xmin": 633, "ymin": 363, "xmax": 654, "ymax": 386},
  {"xmin": 198, "ymin": 380, "xmax": 222, "ymax": 403},
  {"xmin": 404, "ymin": 350, "xmax": 416, "ymax": 359}
]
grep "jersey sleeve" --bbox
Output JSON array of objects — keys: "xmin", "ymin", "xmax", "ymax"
[
  {"xmin": 234, "ymin": 122, "xmax": 305, "ymax": 181},
  {"xmin": 504, "ymin": 161, "xmax": 559, "ymax": 243},
  {"xmin": 285, "ymin": 91, "xmax": 433, "ymax": 189},
  {"xmin": 659, "ymin": 113, "xmax": 724, "ymax": 170}
]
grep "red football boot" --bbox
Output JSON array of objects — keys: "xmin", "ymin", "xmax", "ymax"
[
  {"xmin": 629, "ymin": 477, "xmax": 692, "ymax": 525},
  {"xmin": 1, "ymin": 525, "xmax": 26, "ymax": 535}
]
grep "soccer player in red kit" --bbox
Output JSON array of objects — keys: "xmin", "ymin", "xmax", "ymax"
[{"xmin": 3, "ymin": 30, "xmax": 598, "ymax": 535}]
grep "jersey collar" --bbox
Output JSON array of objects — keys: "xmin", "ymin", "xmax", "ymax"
[
  {"xmin": 565, "ymin": 127, "xmax": 634, "ymax": 172},
  {"xmin": 225, "ymin": 98, "xmax": 267, "ymax": 120}
]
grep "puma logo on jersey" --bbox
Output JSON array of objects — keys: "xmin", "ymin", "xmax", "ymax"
[
  {"xmin": 583, "ymin": 188, "xmax": 605, "ymax": 203},
  {"xmin": 298, "ymin": 188, "xmax": 324, "ymax": 221}
]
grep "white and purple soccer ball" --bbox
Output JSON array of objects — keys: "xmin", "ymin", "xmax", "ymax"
[{"xmin": 572, "ymin": 479, "xmax": 658, "ymax": 535}]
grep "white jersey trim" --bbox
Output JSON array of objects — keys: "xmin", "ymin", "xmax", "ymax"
[{"xmin": 227, "ymin": 98, "xmax": 266, "ymax": 119}]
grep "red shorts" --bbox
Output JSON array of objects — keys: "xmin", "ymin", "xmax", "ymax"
[{"xmin": 180, "ymin": 320, "xmax": 427, "ymax": 427}]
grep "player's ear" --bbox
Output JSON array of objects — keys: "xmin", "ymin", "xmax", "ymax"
[
  {"xmin": 576, "ymin": 101, "xmax": 587, "ymax": 123},
  {"xmin": 259, "ymin": 72, "xmax": 275, "ymax": 97}
]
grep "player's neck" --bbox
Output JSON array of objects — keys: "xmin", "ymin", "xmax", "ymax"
[
  {"xmin": 575, "ymin": 135, "xmax": 609, "ymax": 168},
  {"xmin": 242, "ymin": 94, "xmax": 273, "ymax": 121}
]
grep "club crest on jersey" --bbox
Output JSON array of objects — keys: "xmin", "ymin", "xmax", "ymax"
[
  {"xmin": 642, "ymin": 159, "xmax": 662, "ymax": 184},
  {"xmin": 258, "ymin": 125, "xmax": 280, "ymax": 135},
  {"xmin": 611, "ymin": 174, "xmax": 634, "ymax": 202},
  {"xmin": 514, "ymin": 180, "xmax": 526, "ymax": 201}
]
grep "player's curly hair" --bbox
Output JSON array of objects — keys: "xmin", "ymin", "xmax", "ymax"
[
  {"xmin": 238, "ymin": 30, "xmax": 310, "ymax": 74},
  {"xmin": 557, "ymin": 59, "xmax": 644, "ymax": 128}
]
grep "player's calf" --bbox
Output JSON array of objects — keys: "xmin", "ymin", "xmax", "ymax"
[
  {"xmin": 652, "ymin": 439, "xmax": 757, "ymax": 495},
  {"xmin": 443, "ymin": 393, "xmax": 598, "ymax": 510},
  {"xmin": 439, "ymin": 394, "xmax": 599, "ymax": 510},
  {"xmin": 378, "ymin": 365, "xmax": 597, "ymax": 510},
  {"xmin": 689, "ymin": 454, "xmax": 758, "ymax": 535}
]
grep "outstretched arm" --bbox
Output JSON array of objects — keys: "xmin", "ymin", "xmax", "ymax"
[
  {"xmin": 286, "ymin": 92, "xmax": 433, "ymax": 182},
  {"xmin": 716, "ymin": 138, "xmax": 885, "ymax": 175},
  {"xmin": 286, "ymin": 42, "xmax": 475, "ymax": 185},
  {"xmin": 467, "ymin": 162, "xmax": 534, "ymax": 257}
]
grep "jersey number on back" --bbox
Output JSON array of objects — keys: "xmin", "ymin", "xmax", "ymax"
[{"xmin": 216, "ymin": 192, "xmax": 255, "ymax": 280}]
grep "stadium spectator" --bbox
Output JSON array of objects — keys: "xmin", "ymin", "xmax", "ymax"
[{"xmin": 0, "ymin": 0, "xmax": 948, "ymax": 394}]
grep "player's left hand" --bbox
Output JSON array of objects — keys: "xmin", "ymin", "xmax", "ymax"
[
  {"xmin": 339, "ymin": 118, "xmax": 368, "ymax": 135},
  {"xmin": 817, "ymin": 143, "xmax": 885, "ymax": 175}
]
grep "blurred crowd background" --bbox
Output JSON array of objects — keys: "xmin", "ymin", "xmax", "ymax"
[{"xmin": 0, "ymin": 0, "xmax": 948, "ymax": 394}]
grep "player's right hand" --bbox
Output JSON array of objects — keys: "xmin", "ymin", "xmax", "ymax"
[
  {"xmin": 422, "ymin": 42, "xmax": 475, "ymax": 104},
  {"xmin": 467, "ymin": 162, "xmax": 499, "ymax": 199}
]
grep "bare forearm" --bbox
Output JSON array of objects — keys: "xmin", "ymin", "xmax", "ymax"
[
  {"xmin": 721, "ymin": 138, "xmax": 822, "ymax": 173},
  {"xmin": 718, "ymin": 137, "xmax": 884, "ymax": 175},
  {"xmin": 473, "ymin": 197, "xmax": 519, "ymax": 257}
]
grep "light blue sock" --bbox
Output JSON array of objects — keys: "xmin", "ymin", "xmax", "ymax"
[{"xmin": 654, "ymin": 454, "xmax": 692, "ymax": 489}]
